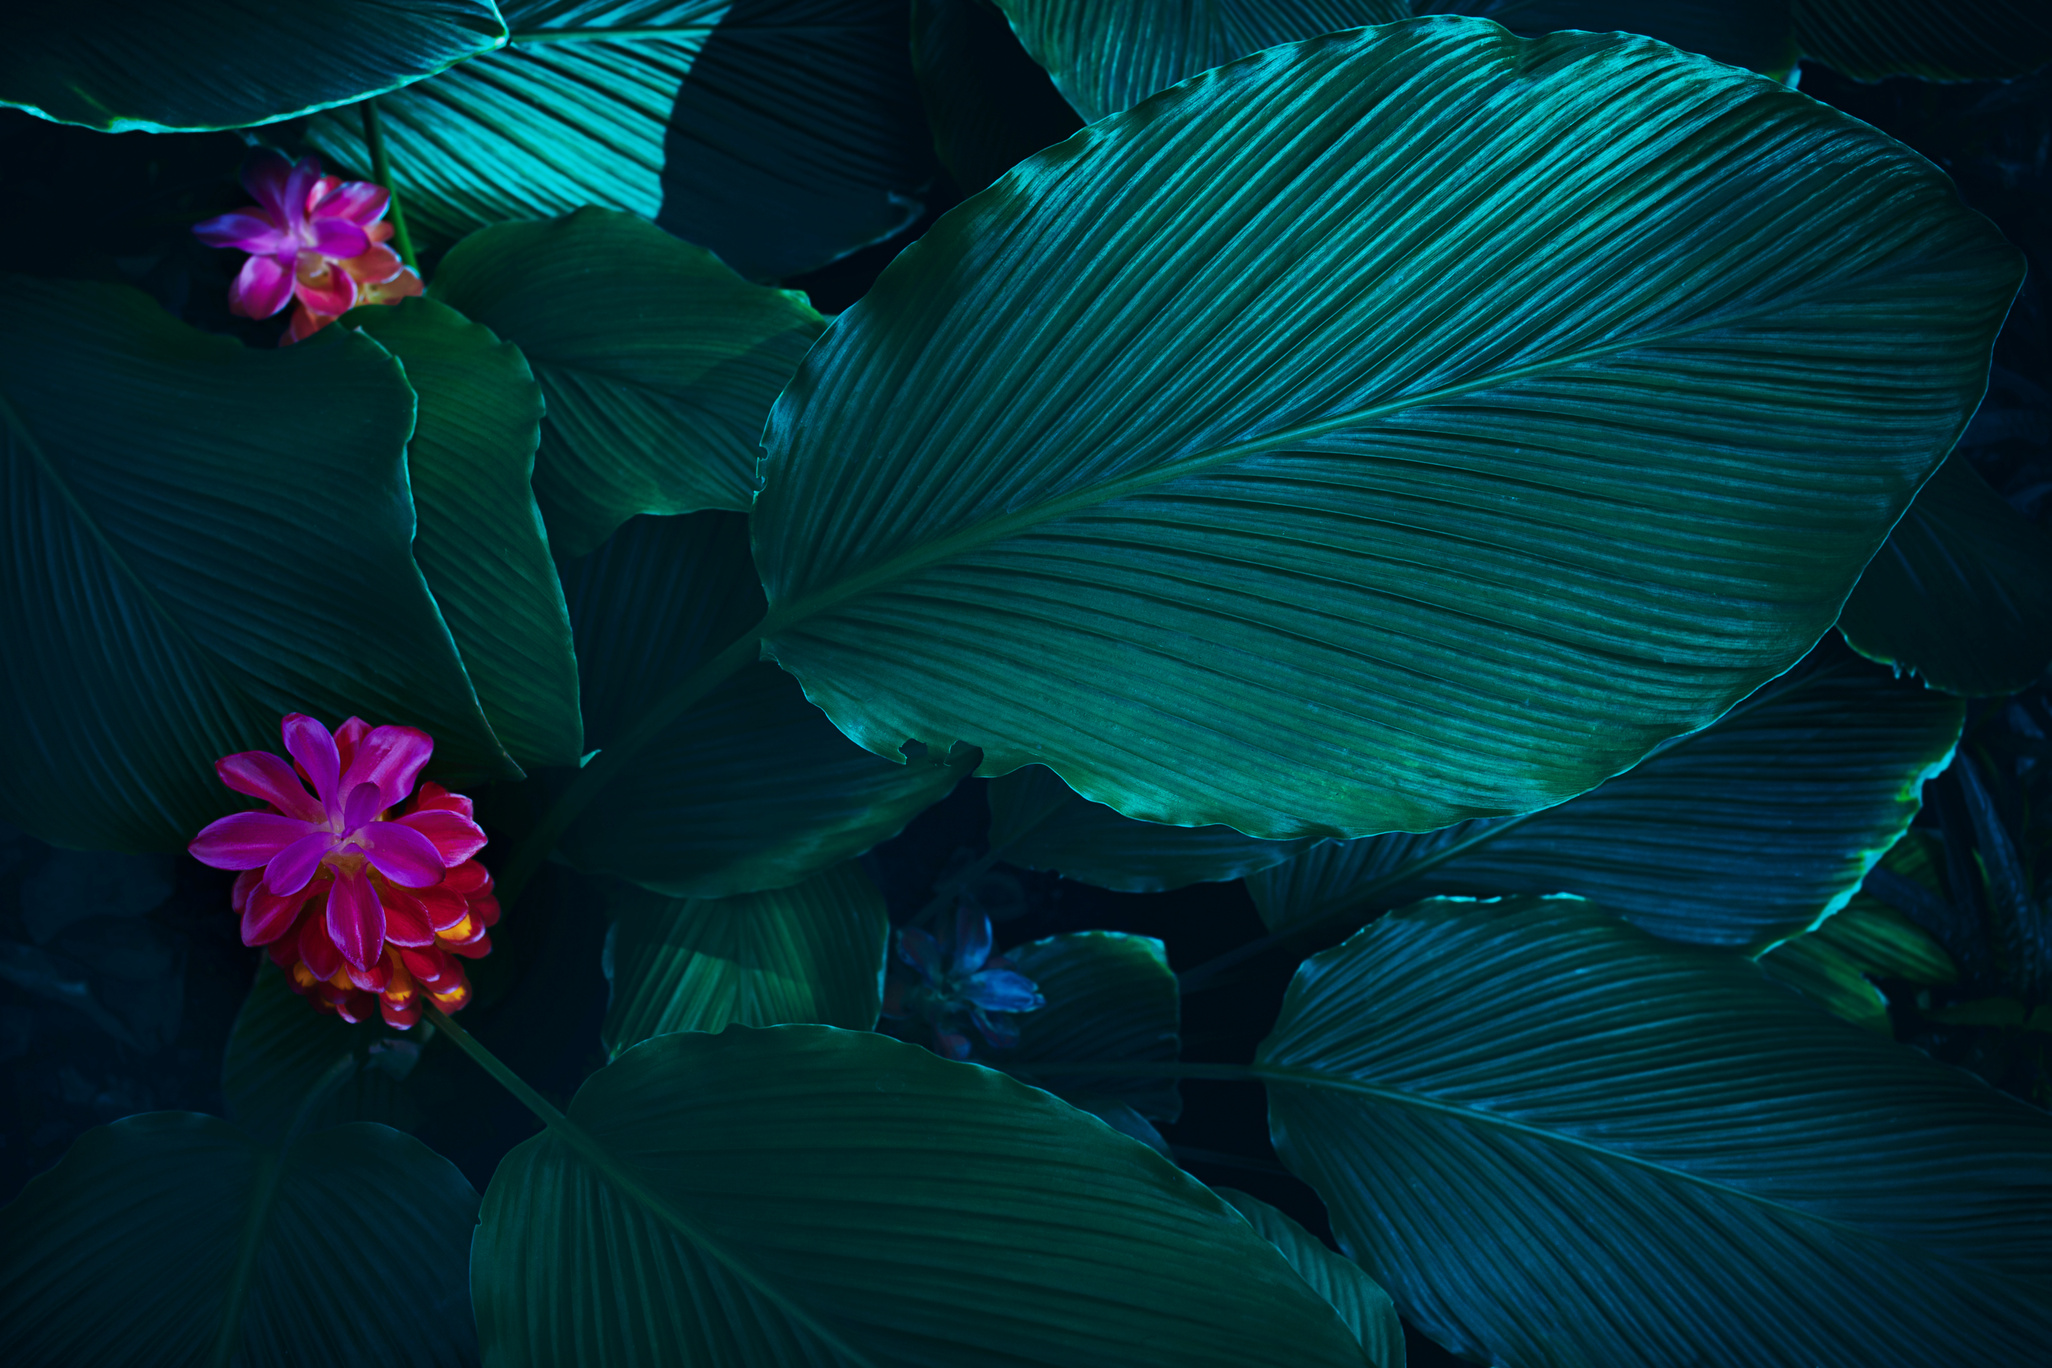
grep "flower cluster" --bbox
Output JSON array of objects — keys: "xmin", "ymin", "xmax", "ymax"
[
  {"xmin": 194, "ymin": 151, "xmax": 421, "ymax": 344},
  {"xmin": 883, "ymin": 907, "xmax": 1044, "ymax": 1059},
  {"xmin": 190, "ymin": 715, "xmax": 497, "ymax": 1029}
]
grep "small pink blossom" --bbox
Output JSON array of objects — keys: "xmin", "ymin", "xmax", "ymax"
[{"xmin": 194, "ymin": 151, "xmax": 422, "ymax": 344}]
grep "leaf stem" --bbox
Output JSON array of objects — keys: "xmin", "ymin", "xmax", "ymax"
[
  {"xmin": 359, "ymin": 99, "xmax": 415, "ymax": 268},
  {"xmin": 427, "ymin": 1004, "xmax": 570, "ymax": 1131}
]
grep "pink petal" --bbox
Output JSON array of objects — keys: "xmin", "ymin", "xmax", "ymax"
[
  {"xmin": 279, "ymin": 156, "xmax": 322, "ymax": 230},
  {"xmin": 229, "ymin": 254, "xmax": 293, "ymax": 319},
  {"xmin": 241, "ymin": 149, "xmax": 296, "ymax": 222},
  {"xmin": 342, "ymin": 780, "xmax": 387, "ymax": 831},
  {"xmin": 327, "ymin": 866, "xmax": 386, "ymax": 971},
  {"xmin": 241, "ymin": 884, "xmax": 310, "ymax": 946},
  {"xmin": 358, "ymin": 820, "xmax": 446, "ymax": 887},
  {"xmin": 189, "ymin": 811, "xmax": 316, "ymax": 870},
  {"xmin": 292, "ymin": 258, "xmax": 357, "ymax": 317},
  {"xmin": 281, "ymin": 714, "xmax": 341, "ymax": 811},
  {"xmin": 264, "ymin": 830, "xmax": 338, "ymax": 896},
  {"xmin": 415, "ymin": 883, "xmax": 470, "ymax": 933},
  {"xmin": 334, "ymin": 717, "xmax": 370, "ymax": 772},
  {"xmin": 342, "ymin": 725, "xmax": 434, "ymax": 812},
  {"xmin": 396, "ymin": 809, "xmax": 486, "ymax": 865},
  {"xmin": 215, "ymin": 751, "xmax": 322, "ymax": 823},
  {"xmin": 193, "ymin": 210, "xmax": 286, "ymax": 253},
  {"xmin": 281, "ymin": 305, "xmax": 332, "ymax": 346},
  {"xmin": 308, "ymin": 217, "xmax": 370, "ymax": 260},
  {"xmin": 299, "ymin": 914, "xmax": 343, "ymax": 980},
  {"xmin": 313, "ymin": 180, "xmax": 389, "ymax": 225},
  {"xmin": 339, "ymin": 243, "xmax": 403, "ymax": 285},
  {"xmin": 382, "ymin": 891, "xmax": 438, "ymax": 947}
]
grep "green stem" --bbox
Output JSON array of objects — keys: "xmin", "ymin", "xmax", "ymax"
[
  {"xmin": 359, "ymin": 99, "xmax": 415, "ymax": 268},
  {"xmin": 428, "ymin": 1004, "xmax": 570, "ymax": 1131}
]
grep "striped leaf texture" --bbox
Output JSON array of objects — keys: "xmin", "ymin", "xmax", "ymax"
[
  {"xmin": 430, "ymin": 208, "xmax": 824, "ymax": 557},
  {"xmin": 1259, "ymin": 897, "xmax": 2052, "ymax": 1367},
  {"xmin": 304, "ymin": 0, "xmax": 936, "ymax": 278},
  {"xmin": 0, "ymin": 0, "xmax": 504, "ymax": 132},
  {"xmin": 0, "ymin": 1113, "xmax": 478, "ymax": 1368},
  {"xmin": 1214, "ymin": 1188, "xmax": 1407, "ymax": 1368},
  {"xmin": 1794, "ymin": 0, "xmax": 2052, "ymax": 82},
  {"xmin": 1418, "ymin": 2, "xmax": 1798, "ymax": 74},
  {"xmin": 602, "ymin": 861, "xmax": 890, "ymax": 1056},
  {"xmin": 559, "ymin": 512, "xmax": 973, "ymax": 897},
  {"xmin": 1245, "ymin": 652, "xmax": 1964, "ymax": 950},
  {"xmin": 0, "ymin": 278, "xmax": 518, "ymax": 853},
  {"xmin": 471, "ymin": 1026, "xmax": 1366, "ymax": 1367},
  {"xmin": 752, "ymin": 20, "xmax": 2019, "ymax": 843}
]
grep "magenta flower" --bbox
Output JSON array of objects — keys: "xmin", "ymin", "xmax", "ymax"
[
  {"xmin": 193, "ymin": 151, "xmax": 421, "ymax": 340},
  {"xmin": 189, "ymin": 715, "xmax": 487, "ymax": 974},
  {"xmin": 883, "ymin": 908, "xmax": 1045, "ymax": 1059}
]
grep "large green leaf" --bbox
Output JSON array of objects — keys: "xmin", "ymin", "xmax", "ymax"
[
  {"xmin": 996, "ymin": 930, "xmax": 1182, "ymax": 1121},
  {"xmin": 1793, "ymin": 0, "xmax": 2052, "ymax": 81},
  {"xmin": 430, "ymin": 208, "xmax": 824, "ymax": 557},
  {"xmin": 0, "ymin": 1112, "xmax": 478, "ymax": 1367},
  {"xmin": 304, "ymin": 0, "xmax": 936, "ymax": 279},
  {"xmin": 559, "ymin": 512, "xmax": 974, "ymax": 895},
  {"xmin": 751, "ymin": 20, "xmax": 2017, "ymax": 842},
  {"xmin": 1258, "ymin": 896, "xmax": 2052, "ymax": 1367},
  {"xmin": 1837, "ymin": 454, "xmax": 2052, "ymax": 697},
  {"xmin": 471, "ymin": 1025, "xmax": 1366, "ymax": 1366},
  {"xmin": 352, "ymin": 296, "xmax": 583, "ymax": 768},
  {"xmin": 1243, "ymin": 655, "xmax": 1963, "ymax": 951},
  {"xmin": 603, "ymin": 861, "xmax": 889, "ymax": 1056},
  {"xmin": 911, "ymin": 0, "xmax": 1084, "ymax": 193},
  {"xmin": 0, "ymin": 0, "xmax": 505, "ymax": 133},
  {"xmin": 0, "ymin": 277, "xmax": 517, "ymax": 853},
  {"xmin": 221, "ymin": 963, "xmax": 426, "ymax": 1143},
  {"xmin": 1214, "ymin": 1188, "xmax": 1406, "ymax": 1368},
  {"xmin": 1419, "ymin": 2, "xmax": 1798, "ymax": 74},
  {"xmin": 988, "ymin": 764, "xmax": 1314, "ymax": 892}
]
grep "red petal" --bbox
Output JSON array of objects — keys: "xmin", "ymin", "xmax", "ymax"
[
  {"xmin": 240, "ymin": 884, "xmax": 310, "ymax": 946},
  {"xmin": 189, "ymin": 811, "xmax": 315, "ymax": 870},
  {"xmin": 346, "ymin": 958, "xmax": 390, "ymax": 992},
  {"xmin": 447, "ymin": 931, "xmax": 492, "ymax": 960},
  {"xmin": 292, "ymin": 256, "xmax": 356, "ymax": 316},
  {"xmin": 381, "ymin": 890, "xmax": 437, "ymax": 947},
  {"xmin": 326, "ymin": 866, "xmax": 386, "ymax": 971},
  {"xmin": 398, "ymin": 945, "xmax": 456, "ymax": 988},
  {"xmin": 380, "ymin": 997, "xmax": 421, "ymax": 1030},
  {"xmin": 299, "ymin": 915, "xmax": 342, "ymax": 980},
  {"xmin": 409, "ymin": 782, "xmax": 472, "ymax": 819},
  {"xmin": 216, "ymin": 750, "xmax": 322, "ymax": 822},
  {"xmin": 231, "ymin": 869, "xmax": 262, "ymax": 915},
  {"xmin": 443, "ymin": 860, "xmax": 490, "ymax": 896},
  {"xmin": 472, "ymin": 894, "xmax": 500, "ymax": 929},
  {"xmin": 395, "ymin": 809, "xmax": 486, "ymax": 866},
  {"xmin": 314, "ymin": 179, "xmax": 389, "ymax": 224},
  {"xmin": 334, "ymin": 718, "xmax": 369, "ymax": 773},
  {"xmin": 429, "ymin": 976, "xmax": 472, "ymax": 1011},
  {"xmin": 338, "ymin": 243, "xmax": 403, "ymax": 285}
]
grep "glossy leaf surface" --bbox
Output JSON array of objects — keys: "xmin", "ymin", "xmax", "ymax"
[
  {"xmin": 472, "ymin": 1026, "xmax": 1365, "ymax": 1367},
  {"xmin": 1259, "ymin": 897, "xmax": 2052, "ymax": 1367},
  {"xmin": 352, "ymin": 297, "xmax": 583, "ymax": 768},
  {"xmin": 1794, "ymin": 0, "xmax": 2052, "ymax": 81},
  {"xmin": 0, "ymin": 1112, "xmax": 478, "ymax": 1368},
  {"xmin": 430, "ymin": 208, "xmax": 824, "ymax": 557},
  {"xmin": 755, "ymin": 20, "xmax": 2017, "ymax": 842},
  {"xmin": 603, "ymin": 861, "xmax": 889, "ymax": 1056},
  {"xmin": 304, "ymin": 0, "xmax": 935, "ymax": 278},
  {"xmin": 997, "ymin": 930, "xmax": 1182, "ymax": 1120},
  {"xmin": 560, "ymin": 512, "xmax": 973, "ymax": 896},
  {"xmin": 1215, "ymin": 1188, "xmax": 1406, "ymax": 1368},
  {"xmin": 0, "ymin": 0, "xmax": 504, "ymax": 132},
  {"xmin": 1421, "ymin": 1, "xmax": 1798, "ymax": 74},
  {"xmin": 1246, "ymin": 656, "xmax": 1963, "ymax": 950},
  {"xmin": 0, "ymin": 278, "xmax": 516, "ymax": 852},
  {"xmin": 1838, "ymin": 454, "xmax": 2052, "ymax": 697}
]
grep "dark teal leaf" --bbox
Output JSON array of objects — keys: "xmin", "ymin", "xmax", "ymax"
[
  {"xmin": 912, "ymin": 0, "xmax": 1084, "ymax": 192},
  {"xmin": 1246, "ymin": 655, "xmax": 1964, "ymax": 950},
  {"xmin": 1214, "ymin": 1187, "xmax": 1406, "ymax": 1368},
  {"xmin": 1259, "ymin": 896, "xmax": 2052, "ymax": 1367},
  {"xmin": 303, "ymin": 0, "xmax": 936, "ymax": 278},
  {"xmin": 988, "ymin": 764, "xmax": 1314, "ymax": 892},
  {"xmin": 222, "ymin": 963, "xmax": 426, "ymax": 1144},
  {"xmin": 19, "ymin": 849, "xmax": 174, "ymax": 943},
  {"xmin": 752, "ymin": 20, "xmax": 2017, "ymax": 841},
  {"xmin": 430, "ymin": 208, "xmax": 824, "ymax": 557},
  {"xmin": 559, "ymin": 512, "xmax": 974, "ymax": 895},
  {"xmin": 997, "ymin": 929, "xmax": 1182, "ymax": 1120},
  {"xmin": 0, "ymin": 1112, "xmax": 478, "ymax": 1367},
  {"xmin": 0, "ymin": 0, "xmax": 504, "ymax": 132},
  {"xmin": 471, "ymin": 1025, "xmax": 1366, "ymax": 1366},
  {"xmin": 603, "ymin": 861, "xmax": 889, "ymax": 1056},
  {"xmin": 0, "ymin": 277, "xmax": 518, "ymax": 852},
  {"xmin": 1420, "ymin": 2, "xmax": 1799, "ymax": 75},
  {"xmin": 1753, "ymin": 929, "xmax": 1893, "ymax": 1030},
  {"xmin": 1793, "ymin": 0, "xmax": 2052, "ymax": 81},
  {"xmin": 351, "ymin": 296, "xmax": 584, "ymax": 769},
  {"xmin": 1838, "ymin": 455, "xmax": 2052, "ymax": 697}
]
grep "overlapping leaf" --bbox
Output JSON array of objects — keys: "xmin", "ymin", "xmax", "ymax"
[
  {"xmin": 1420, "ymin": 2, "xmax": 1798, "ymax": 74},
  {"xmin": 472, "ymin": 1026, "xmax": 1366, "ymax": 1367},
  {"xmin": 1838, "ymin": 454, "xmax": 2052, "ymax": 697},
  {"xmin": 559, "ymin": 512, "xmax": 973, "ymax": 896},
  {"xmin": 1244, "ymin": 656, "xmax": 1963, "ymax": 950},
  {"xmin": 0, "ymin": 0, "xmax": 505, "ymax": 132},
  {"xmin": 1793, "ymin": 0, "xmax": 2052, "ymax": 81},
  {"xmin": 997, "ymin": 930, "xmax": 1182, "ymax": 1121},
  {"xmin": 603, "ymin": 861, "xmax": 889, "ymax": 1055},
  {"xmin": 1259, "ymin": 896, "xmax": 2052, "ymax": 1367},
  {"xmin": 0, "ymin": 278, "xmax": 517, "ymax": 852},
  {"xmin": 1215, "ymin": 1188, "xmax": 1406, "ymax": 1368},
  {"xmin": 753, "ymin": 20, "xmax": 2017, "ymax": 841},
  {"xmin": 0, "ymin": 1112, "xmax": 478, "ymax": 1368},
  {"xmin": 911, "ymin": 0, "xmax": 1084, "ymax": 192},
  {"xmin": 221, "ymin": 964, "xmax": 426, "ymax": 1142},
  {"xmin": 304, "ymin": 0, "xmax": 935, "ymax": 278}
]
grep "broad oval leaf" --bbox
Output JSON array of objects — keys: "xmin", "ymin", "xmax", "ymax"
[
  {"xmin": 0, "ymin": 277, "xmax": 517, "ymax": 852},
  {"xmin": 1214, "ymin": 1187, "xmax": 1406, "ymax": 1368},
  {"xmin": 0, "ymin": 0, "xmax": 505, "ymax": 133},
  {"xmin": 995, "ymin": 929, "xmax": 1182, "ymax": 1121},
  {"xmin": 1244, "ymin": 653, "xmax": 1964, "ymax": 950},
  {"xmin": 304, "ymin": 0, "xmax": 935, "ymax": 278},
  {"xmin": 559, "ymin": 512, "xmax": 974, "ymax": 895},
  {"xmin": 753, "ymin": 20, "xmax": 2018, "ymax": 842},
  {"xmin": 1258, "ymin": 896, "xmax": 2052, "ymax": 1368},
  {"xmin": 0, "ymin": 1112, "xmax": 478, "ymax": 1367},
  {"xmin": 352, "ymin": 296, "xmax": 584, "ymax": 768},
  {"xmin": 430, "ymin": 208, "xmax": 824, "ymax": 557},
  {"xmin": 471, "ymin": 1025, "xmax": 1366, "ymax": 1367},
  {"xmin": 989, "ymin": 764, "xmax": 1313, "ymax": 892},
  {"xmin": 1421, "ymin": 1, "xmax": 1799, "ymax": 74},
  {"xmin": 1837, "ymin": 454, "xmax": 2052, "ymax": 697},
  {"xmin": 1793, "ymin": 0, "xmax": 2052, "ymax": 82},
  {"xmin": 603, "ymin": 861, "xmax": 889, "ymax": 1056}
]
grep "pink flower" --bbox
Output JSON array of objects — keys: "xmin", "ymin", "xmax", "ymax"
[
  {"xmin": 193, "ymin": 151, "xmax": 423, "ymax": 344},
  {"xmin": 190, "ymin": 715, "xmax": 496, "ymax": 1028}
]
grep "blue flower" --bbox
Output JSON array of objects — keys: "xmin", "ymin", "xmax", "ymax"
[{"xmin": 883, "ymin": 907, "xmax": 1045, "ymax": 1059}]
